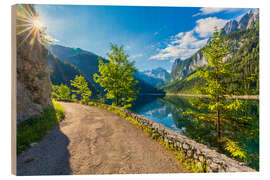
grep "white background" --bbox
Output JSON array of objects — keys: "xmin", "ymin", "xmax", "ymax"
[{"xmin": 1, "ymin": 0, "xmax": 269, "ymax": 179}]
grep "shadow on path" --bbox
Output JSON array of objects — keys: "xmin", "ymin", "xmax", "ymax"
[{"xmin": 17, "ymin": 125, "xmax": 71, "ymax": 175}]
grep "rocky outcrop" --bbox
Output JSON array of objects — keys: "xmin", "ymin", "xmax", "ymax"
[
  {"xmin": 223, "ymin": 9, "xmax": 259, "ymax": 34},
  {"xmin": 16, "ymin": 32, "xmax": 52, "ymax": 123},
  {"xmin": 223, "ymin": 20, "xmax": 238, "ymax": 34},
  {"xmin": 247, "ymin": 8, "xmax": 259, "ymax": 29},
  {"xmin": 143, "ymin": 68, "xmax": 170, "ymax": 81},
  {"xmin": 238, "ymin": 10, "xmax": 253, "ymax": 29},
  {"xmin": 119, "ymin": 109, "xmax": 256, "ymax": 172},
  {"xmin": 170, "ymin": 50, "xmax": 207, "ymax": 81}
]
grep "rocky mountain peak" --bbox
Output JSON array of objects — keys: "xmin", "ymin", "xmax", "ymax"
[
  {"xmin": 223, "ymin": 20, "xmax": 238, "ymax": 34},
  {"xmin": 238, "ymin": 10, "xmax": 254, "ymax": 29}
]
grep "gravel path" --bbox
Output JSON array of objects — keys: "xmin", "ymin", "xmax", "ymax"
[{"xmin": 17, "ymin": 102, "xmax": 188, "ymax": 175}]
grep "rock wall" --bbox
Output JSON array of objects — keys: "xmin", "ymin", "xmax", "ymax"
[
  {"xmin": 120, "ymin": 109, "xmax": 255, "ymax": 172},
  {"xmin": 16, "ymin": 31, "xmax": 52, "ymax": 123}
]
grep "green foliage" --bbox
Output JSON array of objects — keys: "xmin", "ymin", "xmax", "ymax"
[
  {"xmin": 52, "ymin": 84, "xmax": 71, "ymax": 101},
  {"xmin": 162, "ymin": 71, "xmax": 205, "ymax": 94},
  {"xmin": 221, "ymin": 137, "xmax": 247, "ymax": 160},
  {"xmin": 70, "ymin": 75, "xmax": 92, "ymax": 104},
  {"xmin": 94, "ymin": 44, "xmax": 139, "ymax": 109},
  {"xmin": 71, "ymin": 94, "xmax": 77, "ymax": 102},
  {"xmin": 17, "ymin": 100, "xmax": 65, "ymax": 154},
  {"xmin": 189, "ymin": 28, "xmax": 248, "ymax": 143},
  {"xmin": 225, "ymin": 27, "xmax": 259, "ymax": 95}
]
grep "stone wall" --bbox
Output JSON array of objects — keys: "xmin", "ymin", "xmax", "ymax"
[{"xmin": 120, "ymin": 109, "xmax": 256, "ymax": 172}]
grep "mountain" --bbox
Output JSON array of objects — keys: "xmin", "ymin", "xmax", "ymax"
[
  {"xmin": 47, "ymin": 44, "xmax": 109, "ymax": 83},
  {"xmin": 143, "ymin": 68, "xmax": 170, "ymax": 81},
  {"xmin": 169, "ymin": 50, "xmax": 208, "ymax": 82},
  {"xmin": 134, "ymin": 72, "xmax": 163, "ymax": 88},
  {"xmin": 223, "ymin": 20, "xmax": 238, "ymax": 34},
  {"xmin": 169, "ymin": 9, "xmax": 259, "ymax": 83},
  {"xmin": 134, "ymin": 74, "xmax": 165, "ymax": 94},
  {"xmin": 47, "ymin": 44, "xmax": 164, "ymax": 96},
  {"xmin": 135, "ymin": 68, "xmax": 170, "ymax": 87},
  {"xmin": 165, "ymin": 9, "xmax": 259, "ymax": 95},
  {"xmin": 223, "ymin": 9, "xmax": 259, "ymax": 34},
  {"xmin": 47, "ymin": 52, "xmax": 98, "ymax": 94}
]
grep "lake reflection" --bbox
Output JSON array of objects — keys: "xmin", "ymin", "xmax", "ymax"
[{"xmin": 132, "ymin": 95, "xmax": 259, "ymax": 170}]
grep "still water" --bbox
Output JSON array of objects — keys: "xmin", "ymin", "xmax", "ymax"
[{"xmin": 131, "ymin": 95, "xmax": 259, "ymax": 170}]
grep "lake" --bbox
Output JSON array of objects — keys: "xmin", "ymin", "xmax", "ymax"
[{"xmin": 131, "ymin": 95, "xmax": 259, "ymax": 170}]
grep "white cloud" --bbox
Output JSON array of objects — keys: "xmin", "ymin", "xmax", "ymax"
[
  {"xmin": 193, "ymin": 7, "xmax": 241, "ymax": 16},
  {"xmin": 130, "ymin": 53, "xmax": 143, "ymax": 59},
  {"xmin": 150, "ymin": 17, "xmax": 227, "ymax": 60},
  {"xmin": 154, "ymin": 32, "xmax": 159, "ymax": 36},
  {"xmin": 150, "ymin": 31, "xmax": 208, "ymax": 60},
  {"xmin": 194, "ymin": 17, "xmax": 227, "ymax": 37}
]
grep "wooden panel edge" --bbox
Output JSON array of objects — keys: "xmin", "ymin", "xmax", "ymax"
[{"xmin": 11, "ymin": 4, "xmax": 17, "ymax": 176}]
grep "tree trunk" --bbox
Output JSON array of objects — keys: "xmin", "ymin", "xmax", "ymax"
[
  {"xmin": 116, "ymin": 94, "xmax": 118, "ymax": 106},
  {"xmin": 217, "ymin": 109, "xmax": 221, "ymax": 143}
]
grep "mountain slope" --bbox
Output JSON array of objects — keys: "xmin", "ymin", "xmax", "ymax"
[
  {"xmin": 47, "ymin": 44, "xmax": 109, "ymax": 83},
  {"xmin": 163, "ymin": 24, "xmax": 259, "ymax": 95},
  {"xmin": 47, "ymin": 45, "xmax": 164, "ymax": 95},
  {"xmin": 136, "ymin": 68, "xmax": 170, "ymax": 87},
  {"xmin": 47, "ymin": 52, "xmax": 98, "ymax": 95},
  {"xmin": 143, "ymin": 68, "xmax": 170, "ymax": 81},
  {"xmin": 169, "ymin": 9, "xmax": 259, "ymax": 83}
]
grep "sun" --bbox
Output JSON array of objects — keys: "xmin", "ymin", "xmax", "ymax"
[
  {"xmin": 16, "ymin": 5, "xmax": 45, "ymax": 47},
  {"xmin": 32, "ymin": 17, "xmax": 44, "ymax": 29}
]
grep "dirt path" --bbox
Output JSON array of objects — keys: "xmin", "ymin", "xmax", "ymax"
[{"xmin": 17, "ymin": 102, "xmax": 188, "ymax": 175}]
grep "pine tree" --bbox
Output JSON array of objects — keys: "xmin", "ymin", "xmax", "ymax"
[
  {"xmin": 70, "ymin": 75, "xmax": 91, "ymax": 103},
  {"xmin": 94, "ymin": 44, "xmax": 139, "ymax": 109},
  {"xmin": 189, "ymin": 28, "xmax": 243, "ymax": 143}
]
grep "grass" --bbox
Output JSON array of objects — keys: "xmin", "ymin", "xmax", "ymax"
[
  {"xmin": 87, "ymin": 101, "xmax": 207, "ymax": 173},
  {"xmin": 17, "ymin": 99, "xmax": 65, "ymax": 155}
]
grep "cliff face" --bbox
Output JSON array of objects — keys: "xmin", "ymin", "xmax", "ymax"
[
  {"xmin": 170, "ymin": 50, "xmax": 207, "ymax": 81},
  {"xmin": 16, "ymin": 34, "xmax": 52, "ymax": 123}
]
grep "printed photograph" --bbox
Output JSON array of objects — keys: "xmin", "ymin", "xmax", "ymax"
[{"xmin": 13, "ymin": 4, "xmax": 259, "ymax": 175}]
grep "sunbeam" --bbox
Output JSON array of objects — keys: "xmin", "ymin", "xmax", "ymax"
[{"xmin": 16, "ymin": 4, "xmax": 46, "ymax": 47}]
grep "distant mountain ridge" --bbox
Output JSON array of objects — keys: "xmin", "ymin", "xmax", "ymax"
[
  {"xmin": 135, "ymin": 67, "xmax": 170, "ymax": 88},
  {"xmin": 47, "ymin": 44, "xmax": 164, "ymax": 96},
  {"xmin": 47, "ymin": 44, "xmax": 109, "ymax": 83},
  {"xmin": 47, "ymin": 52, "xmax": 98, "ymax": 90},
  {"xmin": 223, "ymin": 9, "xmax": 259, "ymax": 34},
  {"xmin": 169, "ymin": 9, "xmax": 259, "ymax": 82},
  {"xmin": 142, "ymin": 67, "xmax": 170, "ymax": 81}
]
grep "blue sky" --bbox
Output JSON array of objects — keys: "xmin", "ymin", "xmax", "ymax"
[{"xmin": 36, "ymin": 5, "xmax": 251, "ymax": 72}]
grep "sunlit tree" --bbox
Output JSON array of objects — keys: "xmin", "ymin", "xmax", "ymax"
[
  {"xmin": 51, "ymin": 84, "xmax": 71, "ymax": 101},
  {"xmin": 70, "ymin": 75, "xmax": 91, "ymax": 103},
  {"xmin": 94, "ymin": 44, "xmax": 139, "ymax": 109},
  {"xmin": 184, "ymin": 28, "xmax": 250, "ymax": 161}
]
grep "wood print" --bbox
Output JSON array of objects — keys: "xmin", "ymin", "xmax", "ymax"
[{"xmin": 12, "ymin": 4, "xmax": 259, "ymax": 175}]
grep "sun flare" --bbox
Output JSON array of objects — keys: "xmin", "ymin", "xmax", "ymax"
[
  {"xmin": 32, "ymin": 17, "xmax": 44, "ymax": 29},
  {"xmin": 16, "ymin": 5, "xmax": 46, "ymax": 47}
]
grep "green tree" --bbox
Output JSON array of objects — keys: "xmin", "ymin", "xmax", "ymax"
[
  {"xmin": 70, "ymin": 75, "xmax": 92, "ymax": 104},
  {"xmin": 184, "ymin": 28, "xmax": 250, "ymax": 161},
  {"xmin": 51, "ymin": 84, "xmax": 71, "ymax": 101},
  {"xmin": 94, "ymin": 44, "xmax": 139, "ymax": 109},
  {"xmin": 188, "ymin": 28, "xmax": 245, "ymax": 143}
]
